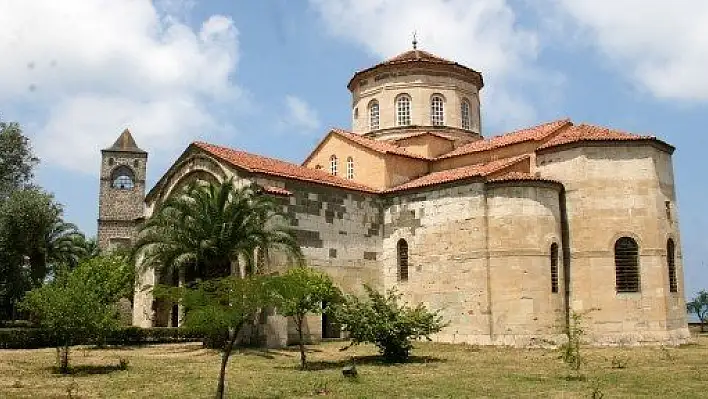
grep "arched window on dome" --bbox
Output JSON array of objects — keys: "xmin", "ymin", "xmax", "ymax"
[
  {"xmin": 396, "ymin": 94, "xmax": 412, "ymax": 126},
  {"xmin": 346, "ymin": 156, "xmax": 354, "ymax": 180},
  {"xmin": 330, "ymin": 155, "xmax": 338, "ymax": 176},
  {"xmin": 111, "ymin": 166, "xmax": 135, "ymax": 190},
  {"xmin": 615, "ymin": 237, "xmax": 640, "ymax": 293},
  {"xmin": 368, "ymin": 100, "xmax": 380, "ymax": 130},
  {"xmin": 397, "ymin": 238, "xmax": 409, "ymax": 282},
  {"xmin": 667, "ymin": 238, "xmax": 677, "ymax": 293},
  {"xmin": 550, "ymin": 243, "xmax": 559, "ymax": 293},
  {"xmin": 461, "ymin": 98, "xmax": 471, "ymax": 130},
  {"xmin": 430, "ymin": 95, "xmax": 444, "ymax": 126}
]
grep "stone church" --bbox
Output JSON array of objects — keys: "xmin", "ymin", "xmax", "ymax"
[{"xmin": 98, "ymin": 47, "xmax": 689, "ymax": 346}]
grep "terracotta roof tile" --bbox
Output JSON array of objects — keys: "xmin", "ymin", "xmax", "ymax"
[
  {"xmin": 348, "ymin": 48, "xmax": 483, "ymax": 90},
  {"xmin": 331, "ymin": 128, "xmax": 431, "ymax": 160},
  {"xmin": 261, "ymin": 186, "xmax": 292, "ymax": 196},
  {"xmin": 439, "ymin": 119, "xmax": 571, "ymax": 159},
  {"xmin": 486, "ymin": 171, "xmax": 560, "ymax": 185},
  {"xmin": 383, "ymin": 49, "xmax": 457, "ymax": 66},
  {"xmin": 392, "ymin": 131, "xmax": 455, "ymax": 142},
  {"xmin": 386, "ymin": 155, "xmax": 530, "ymax": 193},
  {"xmin": 194, "ymin": 142, "xmax": 378, "ymax": 193},
  {"xmin": 537, "ymin": 124, "xmax": 661, "ymax": 150}
]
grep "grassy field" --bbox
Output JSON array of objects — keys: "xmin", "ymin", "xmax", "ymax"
[{"xmin": 0, "ymin": 335, "xmax": 706, "ymax": 398}]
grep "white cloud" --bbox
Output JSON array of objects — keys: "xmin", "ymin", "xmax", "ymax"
[
  {"xmin": 282, "ymin": 95, "xmax": 321, "ymax": 133},
  {"xmin": 309, "ymin": 0, "xmax": 551, "ymax": 130},
  {"xmin": 0, "ymin": 0, "xmax": 240, "ymax": 173},
  {"xmin": 548, "ymin": 0, "xmax": 708, "ymax": 101}
]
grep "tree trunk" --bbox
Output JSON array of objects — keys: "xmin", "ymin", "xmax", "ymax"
[
  {"xmin": 701, "ymin": 319, "xmax": 706, "ymax": 333},
  {"xmin": 215, "ymin": 326, "xmax": 239, "ymax": 399},
  {"xmin": 297, "ymin": 314, "xmax": 306, "ymax": 370},
  {"xmin": 60, "ymin": 345, "xmax": 70, "ymax": 374}
]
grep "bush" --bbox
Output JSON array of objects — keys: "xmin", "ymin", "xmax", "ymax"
[
  {"xmin": 332, "ymin": 285, "xmax": 446, "ymax": 362},
  {"xmin": 0, "ymin": 327, "xmax": 203, "ymax": 349}
]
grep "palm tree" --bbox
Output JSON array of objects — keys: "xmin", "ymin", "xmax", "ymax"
[
  {"xmin": 132, "ymin": 179, "xmax": 303, "ymax": 283},
  {"xmin": 29, "ymin": 220, "xmax": 86, "ymax": 285}
]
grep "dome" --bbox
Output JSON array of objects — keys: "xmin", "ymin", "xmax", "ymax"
[{"xmin": 348, "ymin": 48, "xmax": 484, "ymax": 143}]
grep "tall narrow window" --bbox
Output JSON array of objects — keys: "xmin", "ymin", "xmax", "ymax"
[
  {"xmin": 430, "ymin": 95, "xmax": 444, "ymax": 126},
  {"xmin": 615, "ymin": 237, "xmax": 640, "ymax": 293},
  {"xmin": 330, "ymin": 155, "xmax": 337, "ymax": 176},
  {"xmin": 397, "ymin": 239, "xmax": 409, "ymax": 282},
  {"xmin": 667, "ymin": 238, "xmax": 677, "ymax": 293},
  {"xmin": 369, "ymin": 100, "xmax": 380, "ymax": 130},
  {"xmin": 461, "ymin": 99, "xmax": 471, "ymax": 130},
  {"xmin": 396, "ymin": 95, "xmax": 411, "ymax": 126},
  {"xmin": 346, "ymin": 156, "xmax": 354, "ymax": 180},
  {"xmin": 550, "ymin": 243, "xmax": 559, "ymax": 293}
]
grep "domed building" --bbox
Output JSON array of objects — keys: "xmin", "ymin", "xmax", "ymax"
[{"xmin": 98, "ymin": 46, "xmax": 689, "ymax": 346}]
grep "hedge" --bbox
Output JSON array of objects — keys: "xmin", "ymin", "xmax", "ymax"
[{"xmin": 0, "ymin": 327, "xmax": 204, "ymax": 349}]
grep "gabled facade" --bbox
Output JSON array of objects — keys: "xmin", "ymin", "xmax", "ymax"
[{"xmin": 106, "ymin": 47, "xmax": 689, "ymax": 346}]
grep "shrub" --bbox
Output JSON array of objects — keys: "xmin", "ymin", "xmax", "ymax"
[
  {"xmin": 332, "ymin": 285, "xmax": 446, "ymax": 362},
  {"xmin": 0, "ymin": 327, "xmax": 202, "ymax": 349}
]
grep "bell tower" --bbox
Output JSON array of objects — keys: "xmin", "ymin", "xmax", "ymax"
[{"xmin": 97, "ymin": 129, "xmax": 148, "ymax": 251}]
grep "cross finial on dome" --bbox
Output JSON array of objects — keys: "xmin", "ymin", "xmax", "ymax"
[{"xmin": 412, "ymin": 31, "xmax": 418, "ymax": 50}]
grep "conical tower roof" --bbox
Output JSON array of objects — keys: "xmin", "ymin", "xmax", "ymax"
[{"xmin": 103, "ymin": 129, "xmax": 146, "ymax": 153}]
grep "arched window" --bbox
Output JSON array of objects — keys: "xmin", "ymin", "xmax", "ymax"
[
  {"xmin": 430, "ymin": 95, "xmax": 444, "ymax": 126},
  {"xmin": 346, "ymin": 156, "xmax": 354, "ymax": 180},
  {"xmin": 615, "ymin": 237, "xmax": 640, "ymax": 293},
  {"xmin": 396, "ymin": 94, "xmax": 411, "ymax": 126},
  {"xmin": 330, "ymin": 155, "xmax": 337, "ymax": 176},
  {"xmin": 369, "ymin": 100, "xmax": 380, "ymax": 130},
  {"xmin": 111, "ymin": 166, "xmax": 135, "ymax": 190},
  {"xmin": 397, "ymin": 239, "xmax": 409, "ymax": 282},
  {"xmin": 550, "ymin": 243, "xmax": 559, "ymax": 293},
  {"xmin": 461, "ymin": 99, "xmax": 471, "ymax": 130},
  {"xmin": 667, "ymin": 238, "xmax": 677, "ymax": 293}
]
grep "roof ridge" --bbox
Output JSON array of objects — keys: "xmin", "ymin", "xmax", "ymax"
[{"xmin": 437, "ymin": 118, "xmax": 572, "ymax": 159}]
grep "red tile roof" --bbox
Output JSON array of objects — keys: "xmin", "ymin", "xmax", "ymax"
[
  {"xmin": 386, "ymin": 155, "xmax": 530, "ymax": 193},
  {"xmin": 262, "ymin": 186, "xmax": 292, "ymax": 196},
  {"xmin": 438, "ymin": 119, "xmax": 572, "ymax": 159},
  {"xmin": 382, "ymin": 49, "xmax": 457, "ymax": 66},
  {"xmin": 348, "ymin": 48, "xmax": 483, "ymax": 90},
  {"xmin": 537, "ymin": 123, "xmax": 668, "ymax": 150},
  {"xmin": 486, "ymin": 171, "xmax": 560, "ymax": 185},
  {"xmin": 392, "ymin": 131, "xmax": 456, "ymax": 142},
  {"xmin": 193, "ymin": 142, "xmax": 378, "ymax": 193},
  {"xmin": 330, "ymin": 128, "xmax": 431, "ymax": 160}
]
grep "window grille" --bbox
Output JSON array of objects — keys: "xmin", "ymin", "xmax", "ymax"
[
  {"xmin": 330, "ymin": 155, "xmax": 337, "ymax": 176},
  {"xmin": 346, "ymin": 157, "xmax": 354, "ymax": 180},
  {"xmin": 396, "ymin": 95, "xmax": 411, "ymax": 126},
  {"xmin": 431, "ymin": 95, "xmax": 444, "ymax": 126},
  {"xmin": 111, "ymin": 166, "xmax": 135, "ymax": 189},
  {"xmin": 461, "ymin": 99, "xmax": 471, "ymax": 130},
  {"xmin": 397, "ymin": 239, "xmax": 409, "ymax": 282},
  {"xmin": 667, "ymin": 239, "xmax": 677, "ymax": 293},
  {"xmin": 550, "ymin": 243, "xmax": 559, "ymax": 293},
  {"xmin": 615, "ymin": 237, "xmax": 640, "ymax": 293},
  {"xmin": 369, "ymin": 100, "xmax": 380, "ymax": 130}
]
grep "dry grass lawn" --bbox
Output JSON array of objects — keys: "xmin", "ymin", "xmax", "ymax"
[{"xmin": 1, "ymin": 335, "xmax": 707, "ymax": 398}]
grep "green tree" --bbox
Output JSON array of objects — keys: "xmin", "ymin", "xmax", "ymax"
[
  {"xmin": 155, "ymin": 276, "xmax": 274, "ymax": 399},
  {"xmin": 132, "ymin": 179, "xmax": 302, "ymax": 281},
  {"xmin": 687, "ymin": 290, "xmax": 708, "ymax": 333},
  {"xmin": 332, "ymin": 285, "xmax": 446, "ymax": 363},
  {"xmin": 0, "ymin": 120, "xmax": 39, "ymax": 200},
  {"xmin": 271, "ymin": 266, "xmax": 341, "ymax": 369},
  {"xmin": 20, "ymin": 255, "xmax": 132, "ymax": 373}
]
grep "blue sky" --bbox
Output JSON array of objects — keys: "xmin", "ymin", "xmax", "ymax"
[{"xmin": 0, "ymin": 1, "xmax": 707, "ymax": 298}]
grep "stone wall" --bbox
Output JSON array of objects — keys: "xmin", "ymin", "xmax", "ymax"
[
  {"xmin": 486, "ymin": 182, "xmax": 565, "ymax": 345},
  {"xmin": 536, "ymin": 144, "xmax": 689, "ymax": 344}
]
